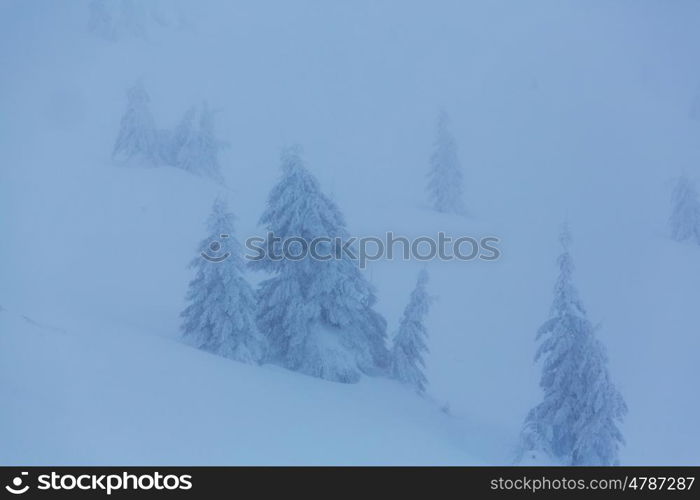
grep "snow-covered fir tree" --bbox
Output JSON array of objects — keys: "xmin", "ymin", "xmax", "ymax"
[
  {"xmin": 518, "ymin": 225, "xmax": 627, "ymax": 466},
  {"xmin": 390, "ymin": 269, "xmax": 431, "ymax": 394},
  {"xmin": 669, "ymin": 174, "xmax": 700, "ymax": 245},
  {"xmin": 181, "ymin": 197, "xmax": 265, "ymax": 363},
  {"xmin": 250, "ymin": 146, "xmax": 389, "ymax": 383},
  {"xmin": 118, "ymin": 0, "xmax": 147, "ymax": 39},
  {"xmin": 690, "ymin": 85, "xmax": 700, "ymax": 121},
  {"xmin": 172, "ymin": 103, "xmax": 226, "ymax": 183},
  {"xmin": 426, "ymin": 110, "xmax": 465, "ymax": 214},
  {"xmin": 112, "ymin": 81, "xmax": 160, "ymax": 164}
]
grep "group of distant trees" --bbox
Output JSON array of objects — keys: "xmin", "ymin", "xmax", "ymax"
[
  {"xmin": 113, "ymin": 81, "xmax": 225, "ymax": 182},
  {"xmin": 113, "ymin": 82, "xmax": 467, "ymax": 204},
  {"xmin": 429, "ymin": 108, "xmax": 700, "ymax": 248}
]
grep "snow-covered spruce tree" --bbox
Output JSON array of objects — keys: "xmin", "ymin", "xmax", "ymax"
[
  {"xmin": 172, "ymin": 103, "xmax": 226, "ymax": 183},
  {"xmin": 112, "ymin": 81, "xmax": 160, "ymax": 164},
  {"xmin": 669, "ymin": 174, "xmax": 700, "ymax": 245},
  {"xmin": 518, "ymin": 226, "xmax": 627, "ymax": 466},
  {"xmin": 390, "ymin": 269, "xmax": 431, "ymax": 394},
  {"xmin": 181, "ymin": 198, "xmax": 265, "ymax": 363},
  {"xmin": 250, "ymin": 147, "xmax": 389, "ymax": 383},
  {"xmin": 426, "ymin": 110, "xmax": 465, "ymax": 214},
  {"xmin": 163, "ymin": 106, "xmax": 196, "ymax": 166}
]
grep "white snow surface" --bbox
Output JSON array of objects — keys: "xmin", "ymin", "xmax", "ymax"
[{"xmin": 1, "ymin": 0, "xmax": 700, "ymax": 464}]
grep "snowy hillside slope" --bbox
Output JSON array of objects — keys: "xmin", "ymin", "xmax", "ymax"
[
  {"xmin": 0, "ymin": 307, "xmax": 486, "ymax": 465},
  {"xmin": 1, "ymin": 0, "xmax": 700, "ymax": 464}
]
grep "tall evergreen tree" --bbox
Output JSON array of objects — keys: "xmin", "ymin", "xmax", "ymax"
[
  {"xmin": 181, "ymin": 198, "xmax": 264, "ymax": 363},
  {"xmin": 172, "ymin": 103, "xmax": 226, "ymax": 183},
  {"xmin": 112, "ymin": 81, "xmax": 159, "ymax": 164},
  {"xmin": 164, "ymin": 105, "xmax": 196, "ymax": 165},
  {"xmin": 426, "ymin": 110, "xmax": 465, "ymax": 214},
  {"xmin": 669, "ymin": 174, "xmax": 700, "ymax": 245},
  {"xmin": 518, "ymin": 225, "xmax": 627, "ymax": 465},
  {"xmin": 390, "ymin": 269, "xmax": 431, "ymax": 394},
  {"xmin": 251, "ymin": 147, "xmax": 389, "ymax": 383}
]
